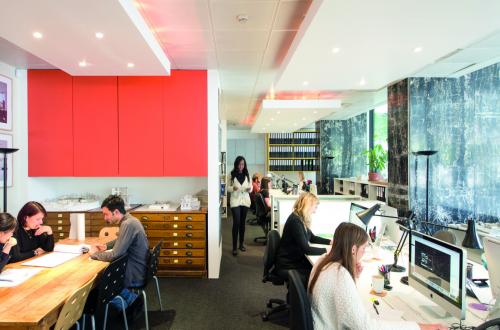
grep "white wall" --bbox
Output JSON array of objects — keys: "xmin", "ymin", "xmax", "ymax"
[{"xmin": 226, "ymin": 129, "xmax": 266, "ymax": 178}]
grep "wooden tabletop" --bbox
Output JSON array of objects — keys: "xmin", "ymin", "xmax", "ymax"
[{"xmin": 0, "ymin": 238, "xmax": 110, "ymax": 330}]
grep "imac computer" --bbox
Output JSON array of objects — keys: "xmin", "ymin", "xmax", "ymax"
[
  {"xmin": 409, "ymin": 230, "xmax": 466, "ymax": 320},
  {"xmin": 483, "ymin": 236, "xmax": 500, "ymax": 301}
]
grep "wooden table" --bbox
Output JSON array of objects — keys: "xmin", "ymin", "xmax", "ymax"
[{"xmin": 0, "ymin": 238, "xmax": 110, "ymax": 330}]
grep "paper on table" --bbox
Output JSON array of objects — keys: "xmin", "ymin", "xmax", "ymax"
[
  {"xmin": 21, "ymin": 252, "xmax": 80, "ymax": 268},
  {"xmin": 54, "ymin": 243, "xmax": 90, "ymax": 254},
  {"xmin": 0, "ymin": 268, "xmax": 43, "ymax": 287}
]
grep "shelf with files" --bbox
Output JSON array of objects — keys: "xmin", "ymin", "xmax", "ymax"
[
  {"xmin": 267, "ymin": 130, "xmax": 320, "ymax": 172},
  {"xmin": 333, "ymin": 178, "xmax": 387, "ymax": 202}
]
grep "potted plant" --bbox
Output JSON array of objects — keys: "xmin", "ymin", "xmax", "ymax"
[{"xmin": 363, "ymin": 144, "xmax": 388, "ymax": 181}]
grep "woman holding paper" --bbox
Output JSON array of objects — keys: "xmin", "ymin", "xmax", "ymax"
[
  {"xmin": 0, "ymin": 213, "xmax": 17, "ymax": 272},
  {"xmin": 10, "ymin": 202, "xmax": 54, "ymax": 262}
]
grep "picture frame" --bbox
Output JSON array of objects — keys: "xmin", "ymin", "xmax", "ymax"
[
  {"xmin": 0, "ymin": 75, "xmax": 12, "ymax": 131},
  {"xmin": 0, "ymin": 133, "xmax": 13, "ymax": 187}
]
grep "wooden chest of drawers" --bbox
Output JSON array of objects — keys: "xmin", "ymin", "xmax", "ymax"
[
  {"xmin": 45, "ymin": 212, "xmax": 92, "ymax": 242},
  {"xmin": 132, "ymin": 210, "xmax": 208, "ymax": 278}
]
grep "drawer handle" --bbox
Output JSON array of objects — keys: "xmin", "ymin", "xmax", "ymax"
[
  {"xmin": 57, "ymin": 220, "xmax": 63, "ymax": 224},
  {"xmin": 141, "ymin": 216, "xmax": 149, "ymax": 221},
  {"xmin": 59, "ymin": 233, "xmax": 64, "ymax": 237},
  {"xmin": 173, "ymin": 224, "xmax": 178, "ymax": 229},
  {"xmin": 186, "ymin": 260, "xmax": 193, "ymax": 264},
  {"xmin": 58, "ymin": 214, "xmax": 63, "ymax": 218},
  {"xmin": 186, "ymin": 216, "xmax": 193, "ymax": 221},
  {"xmin": 186, "ymin": 243, "xmax": 193, "ymax": 248},
  {"xmin": 186, "ymin": 251, "xmax": 192, "ymax": 256},
  {"xmin": 186, "ymin": 233, "xmax": 193, "ymax": 238},
  {"xmin": 58, "ymin": 226, "xmax": 62, "ymax": 230},
  {"xmin": 186, "ymin": 225, "xmax": 193, "ymax": 229}
]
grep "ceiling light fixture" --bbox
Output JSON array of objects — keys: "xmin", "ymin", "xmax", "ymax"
[
  {"xmin": 236, "ymin": 14, "xmax": 249, "ymax": 24},
  {"xmin": 79, "ymin": 60, "xmax": 88, "ymax": 67},
  {"xmin": 303, "ymin": 81, "xmax": 309, "ymax": 86},
  {"xmin": 270, "ymin": 118, "xmax": 275, "ymax": 121},
  {"xmin": 332, "ymin": 47, "xmax": 340, "ymax": 54},
  {"xmin": 277, "ymin": 111, "xmax": 281, "ymax": 114},
  {"xmin": 413, "ymin": 46, "xmax": 423, "ymax": 53},
  {"xmin": 127, "ymin": 62, "xmax": 135, "ymax": 68},
  {"xmin": 313, "ymin": 110, "xmax": 318, "ymax": 114},
  {"xmin": 302, "ymin": 117, "xmax": 306, "ymax": 121},
  {"xmin": 33, "ymin": 31, "xmax": 43, "ymax": 39},
  {"xmin": 95, "ymin": 32, "xmax": 104, "ymax": 39},
  {"xmin": 359, "ymin": 77, "xmax": 366, "ymax": 86}
]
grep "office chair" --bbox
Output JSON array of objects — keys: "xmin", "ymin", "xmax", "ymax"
[
  {"xmin": 129, "ymin": 240, "xmax": 164, "ymax": 330},
  {"xmin": 433, "ymin": 230, "xmax": 457, "ymax": 245},
  {"xmin": 54, "ymin": 275, "xmax": 96, "ymax": 330},
  {"xmin": 82, "ymin": 254, "xmax": 129, "ymax": 330},
  {"xmin": 474, "ymin": 318, "xmax": 500, "ymax": 330},
  {"xmin": 261, "ymin": 229, "xmax": 288, "ymax": 321},
  {"xmin": 288, "ymin": 270, "xmax": 313, "ymax": 330},
  {"xmin": 247, "ymin": 191, "xmax": 259, "ymax": 225},
  {"xmin": 254, "ymin": 192, "xmax": 270, "ymax": 244}
]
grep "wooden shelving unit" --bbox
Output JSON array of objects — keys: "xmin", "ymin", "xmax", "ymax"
[
  {"xmin": 334, "ymin": 178, "xmax": 388, "ymax": 202},
  {"xmin": 266, "ymin": 130, "xmax": 320, "ymax": 172}
]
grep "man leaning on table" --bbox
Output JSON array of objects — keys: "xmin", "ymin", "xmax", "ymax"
[{"xmin": 89, "ymin": 195, "xmax": 149, "ymax": 314}]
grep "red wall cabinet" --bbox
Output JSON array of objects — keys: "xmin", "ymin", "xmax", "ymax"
[
  {"xmin": 28, "ymin": 70, "xmax": 74, "ymax": 176},
  {"xmin": 73, "ymin": 77, "xmax": 119, "ymax": 176},
  {"xmin": 163, "ymin": 71, "xmax": 207, "ymax": 176},
  {"xmin": 118, "ymin": 77, "xmax": 164, "ymax": 176}
]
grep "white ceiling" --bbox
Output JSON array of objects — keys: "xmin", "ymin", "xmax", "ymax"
[
  {"xmin": 0, "ymin": 0, "xmax": 170, "ymax": 75},
  {"xmin": 0, "ymin": 37, "xmax": 55, "ymax": 70}
]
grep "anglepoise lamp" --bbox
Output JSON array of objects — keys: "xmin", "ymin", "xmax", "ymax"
[
  {"xmin": 0, "ymin": 147, "xmax": 19, "ymax": 212},
  {"xmin": 356, "ymin": 204, "xmax": 413, "ymax": 274}
]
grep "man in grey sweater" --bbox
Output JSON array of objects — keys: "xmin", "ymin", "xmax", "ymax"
[{"xmin": 90, "ymin": 195, "xmax": 149, "ymax": 310}]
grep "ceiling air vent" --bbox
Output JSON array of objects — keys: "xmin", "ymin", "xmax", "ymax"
[{"xmin": 451, "ymin": 63, "xmax": 477, "ymax": 75}]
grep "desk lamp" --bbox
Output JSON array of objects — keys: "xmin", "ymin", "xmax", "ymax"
[
  {"xmin": 356, "ymin": 204, "xmax": 414, "ymax": 274},
  {"xmin": 0, "ymin": 148, "xmax": 19, "ymax": 212}
]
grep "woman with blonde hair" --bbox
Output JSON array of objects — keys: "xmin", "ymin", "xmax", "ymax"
[
  {"xmin": 275, "ymin": 192, "xmax": 330, "ymax": 286},
  {"xmin": 308, "ymin": 222, "xmax": 446, "ymax": 330}
]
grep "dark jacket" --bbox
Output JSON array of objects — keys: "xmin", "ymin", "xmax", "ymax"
[
  {"xmin": 0, "ymin": 243, "xmax": 10, "ymax": 272},
  {"xmin": 276, "ymin": 212, "xmax": 330, "ymax": 271},
  {"xmin": 9, "ymin": 228, "xmax": 55, "ymax": 263}
]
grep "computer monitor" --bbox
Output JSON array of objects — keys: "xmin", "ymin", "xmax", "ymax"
[
  {"xmin": 483, "ymin": 236, "xmax": 500, "ymax": 299},
  {"xmin": 409, "ymin": 231, "xmax": 466, "ymax": 320}
]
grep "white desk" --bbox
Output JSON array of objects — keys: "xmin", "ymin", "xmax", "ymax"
[{"xmin": 307, "ymin": 240, "xmax": 491, "ymax": 327}]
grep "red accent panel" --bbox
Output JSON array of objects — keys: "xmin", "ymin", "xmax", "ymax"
[
  {"xmin": 73, "ymin": 77, "xmax": 118, "ymax": 176},
  {"xmin": 163, "ymin": 71, "xmax": 207, "ymax": 176},
  {"xmin": 118, "ymin": 77, "xmax": 164, "ymax": 176},
  {"xmin": 28, "ymin": 70, "xmax": 73, "ymax": 176}
]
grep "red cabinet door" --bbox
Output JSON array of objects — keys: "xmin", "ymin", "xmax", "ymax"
[
  {"xmin": 163, "ymin": 71, "xmax": 207, "ymax": 176},
  {"xmin": 28, "ymin": 70, "xmax": 73, "ymax": 176},
  {"xmin": 73, "ymin": 77, "xmax": 118, "ymax": 176},
  {"xmin": 118, "ymin": 77, "xmax": 164, "ymax": 176}
]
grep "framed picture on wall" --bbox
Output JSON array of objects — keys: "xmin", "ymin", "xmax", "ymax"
[
  {"xmin": 0, "ymin": 75, "xmax": 12, "ymax": 131},
  {"xmin": 0, "ymin": 133, "xmax": 13, "ymax": 187}
]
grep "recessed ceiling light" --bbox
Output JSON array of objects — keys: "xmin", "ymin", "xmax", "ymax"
[
  {"xmin": 277, "ymin": 111, "xmax": 281, "ymax": 114},
  {"xmin": 303, "ymin": 81, "xmax": 309, "ymax": 86},
  {"xmin": 359, "ymin": 77, "xmax": 366, "ymax": 86},
  {"xmin": 270, "ymin": 118, "xmax": 275, "ymax": 121},
  {"xmin": 293, "ymin": 123, "xmax": 298, "ymax": 126},
  {"xmin": 413, "ymin": 46, "xmax": 423, "ymax": 53},
  {"xmin": 236, "ymin": 14, "xmax": 249, "ymax": 23},
  {"xmin": 302, "ymin": 117, "xmax": 306, "ymax": 121},
  {"xmin": 79, "ymin": 60, "xmax": 88, "ymax": 67},
  {"xmin": 332, "ymin": 47, "xmax": 340, "ymax": 54},
  {"xmin": 313, "ymin": 110, "xmax": 318, "ymax": 114},
  {"xmin": 95, "ymin": 32, "xmax": 104, "ymax": 39},
  {"xmin": 33, "ymin": 31, "xmax": 43, "ymax": 39},
  {"xmin": 127, "ymin": 62, "xmax": 135, "ymax": 68}
]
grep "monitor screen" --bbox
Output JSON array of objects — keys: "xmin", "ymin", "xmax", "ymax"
[
  {"xmin": 409, "ymin": 231, "xmax": 465, "ymax": 319},
  {"xmin": 483, "ymin": 236, "xmax": 500, "ymax": 299},
  {"xmin": 349, "ymin": 203, "xmax": 368, "ymax": 228}
]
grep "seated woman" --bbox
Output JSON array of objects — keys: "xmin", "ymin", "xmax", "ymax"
[
  {"xmin": 259, "ymin": 176, "xmax": 272, "ymax": 211},
  {"xmin": 297, "ymin": 171, "xmax": 307, "ymax": 191},
  {"xmin": 275, "ymin": 192, "xmax": 330, "ymax": 286},
  {"xmin": 10, "ymin": 201, "xmax": 54, "ymax": 262},
  {"xmin": 308, "ymin": 222, "xmax": 446, "ymax": 330},
  {"xmin": 0, "ymin": 213, "xmax": 17, "ymax": 272}
]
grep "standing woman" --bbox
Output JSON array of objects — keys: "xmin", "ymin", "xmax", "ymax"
[
  {"xmin": 227, "ymin": 156, "xmax": 252, "ymax": 256},
  {"xmin": 10, "ymin": 201, "xmax": 54, "ymax": 262},
  {"xmin": 275, "ymin": 192, "xmax": 330, "ymax": 286},
  {"xmin": 0, "ymin": 213, "xmax": 17, "ymax": 272}
]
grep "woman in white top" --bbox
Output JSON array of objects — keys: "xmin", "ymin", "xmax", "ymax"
[
  {"xmin": 308, "ymin": 222, "xmax": 447, "ymax": 330},
  {"xmin": 227, "ymin": 156, "xmax": 252, "ymax": 256}
]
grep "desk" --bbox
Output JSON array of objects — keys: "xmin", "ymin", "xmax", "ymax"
[
  {"xmin": 307, "ymin": 240, "xmax": 490, "ymax": 327},
  {"xmin": 0, "ymin": 238, "xmax": 109, "ymax": 330}
]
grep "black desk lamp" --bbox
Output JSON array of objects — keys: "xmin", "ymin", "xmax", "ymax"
[
  {"xmin": 356, "ymin": 204, "xmax": 414, "ymax": 274},
  {"xmin": 0, "ymin": 147, "xmax": 19, "ymax": 212}
]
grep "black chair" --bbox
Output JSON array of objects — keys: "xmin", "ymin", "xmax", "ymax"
[
  {"xmin": 129, "ymin": 240, "xmax": 164, "ymax": 330},
  {"xmin": 82, "ymin": 254, "xmax": 129, "ymax": 330},
  {"xmin": 288, "ymin": 270, "xmax": 313, "ymax": 330},
  {"xmin": 247, "ymin": 191, "xmax": 259, "ymax": 225},
  {"xmin": 261, "ymin": 229, "xmax": 288, "ymax": 321},
  {"xmin": 474, "ymin": 318, "xmax": 500, "ymax": 330},
  {"xmin": 254, "ymin": 192, "xmax": 271, "ymax": 244}
]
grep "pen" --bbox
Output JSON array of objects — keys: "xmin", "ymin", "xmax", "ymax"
[{"xmin": 372, "ymin": 302, "xmax": 379, "ymax": 315}]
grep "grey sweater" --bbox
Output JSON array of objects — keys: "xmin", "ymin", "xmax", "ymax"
[{"xmin": 91, "ymin": 213, "xmax": 149, "ymax": 287}]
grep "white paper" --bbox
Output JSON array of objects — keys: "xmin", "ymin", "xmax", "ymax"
[
  {"xmin": 0, "ymin": 268, "xmax": 43, "ymax": 287},
  {"xmin": 54, "ymin": 243, "xmax": 90, "ymax": 254},
  {"xmin": 21, "ymin": 252, "xmax": 80, "ymax": 268}
]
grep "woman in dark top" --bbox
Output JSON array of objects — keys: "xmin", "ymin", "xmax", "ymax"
[
  {"xmin": 260, "ymin": 176, "xmax": 272, "ymax": 211},
  {"xmin": 0, "ymin": 213, "xmax": 17, "ymax": 272},
  {"xmin": 10, "ymin": 201, "xmax": 54, "ymax": 262},
  {"xmin": 275, "ymin": 192, "xmax": 331, "ymax": 286}
]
